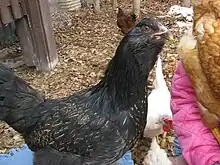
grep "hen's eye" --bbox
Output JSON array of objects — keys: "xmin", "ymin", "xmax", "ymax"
[
  {"xmin": 142, "ymin": 25, "xmax": 151, "ymax": 33},
  {"xmin": 145, "ymin": 26, "xmax": 150, "ymax": 30}
]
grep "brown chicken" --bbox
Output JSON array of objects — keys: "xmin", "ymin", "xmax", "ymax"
[
  {"xmin": 178, "ymin": 0, "xmax": 220, "ymax": 143},
  {"xmin": 117, "ymin": 8, "xmax": 138, "ymax": 34}
]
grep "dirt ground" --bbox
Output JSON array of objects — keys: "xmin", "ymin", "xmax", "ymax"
[{"xmin": 0, "ymin": 0, "xmax": 184, "ymax": 164}]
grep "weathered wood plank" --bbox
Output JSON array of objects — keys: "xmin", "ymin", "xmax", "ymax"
[
  {"xmin": 0, "ymin": 6, "xmax": 13, "ymax": 24},
  {"xmin": 11, "ymin": 0, "xmax": 23, "ymax": 19},
  {"xmin": 0, "ymin": 12, "xmax": 3, "ymax": 27},
  {"xmin": 15, "ymin": 17, "xmax": 35, "ymax": 66},
  {"xmin": 19, "ymin": 0, "xmax": 27, "ymax": 15},
  {"xmin": 0, "ymin": 0, "xmax": 10, "ymax": 7},
  {"xmin": 25, "ymin": 0, "xmax": 58, "ymax": 71}
]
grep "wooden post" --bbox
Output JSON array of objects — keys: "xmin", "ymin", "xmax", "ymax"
[
  {"xmin": 183, "ymin": 0, "xmax": 191, "ymax": 7},
  {"xmin": 25, "ymin": 0, "xmax": 58, "ymax": 72},
  {"xmin": 133, "ymin": 0, "xmax": 140, "ymax": 17},
  {"xmin": 94, "ymin": 0, "xmax": 100, "ymax": 13},
  {"xmin": 111, "ymin": 0, "xmax": 117, "ymax": 10},
  {"xmin": 48, "ymin": 0, "xmax": 58, "ymax": 14},
  {"xmin": 15, "ymin": 17, "xmax": 35, "ymax": 66}
]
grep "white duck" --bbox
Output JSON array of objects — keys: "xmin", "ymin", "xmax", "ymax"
[{"xmin": 143, "ymin": 56, "xmax": 173, "ymax": 138}]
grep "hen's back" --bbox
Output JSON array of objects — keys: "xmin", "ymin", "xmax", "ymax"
[
  {"xmin": 0, "ymin": 63, "xmax": 44, "ymax": 133},
  {"xmin": 148, "ymin": 56, "xmax": 171, "ymax": 116}
]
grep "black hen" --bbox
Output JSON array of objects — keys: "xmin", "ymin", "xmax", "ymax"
[{"xmin": 0, "ymin": 17, "xmax": 172, "ymax": 165}]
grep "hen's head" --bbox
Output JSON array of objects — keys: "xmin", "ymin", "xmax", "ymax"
[
  {"xmin": 117, "ymin": 8, "xmax": 125, "ymax": 17},
  {"xmin": 114, "ymin": 17, "xmax": 173, "ymax": 75}
]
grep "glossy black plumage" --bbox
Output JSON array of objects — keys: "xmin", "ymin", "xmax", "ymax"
[{"xmin": 0, "ymin": 17, "xmax": 169, "ymax": 165}]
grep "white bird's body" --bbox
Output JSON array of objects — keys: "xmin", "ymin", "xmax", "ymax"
[
  {"xmin": 143, "ymin": 56, "xmax": 173, "ymax": 138},
  {"xmin": 143, "ymin": 137, "xmax": 172, "ymax": 165}
]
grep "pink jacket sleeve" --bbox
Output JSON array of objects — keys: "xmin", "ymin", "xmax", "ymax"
[{"xmin": 171, "ymin": 61, "xmax": 220, "ymax": 165}]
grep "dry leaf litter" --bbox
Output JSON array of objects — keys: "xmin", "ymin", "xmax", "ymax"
[{"xmin": 0, "ymin": 0, "xmax": 190, "ymax": 164}]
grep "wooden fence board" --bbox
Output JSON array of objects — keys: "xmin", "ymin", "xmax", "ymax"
[
  {"xmin": 0, "ymin": 1, "xmax": 10, "ymax": 7},
  {"xmin": 11, "ymin": 0, "xmax": 23, "ymax": 19},
  {"xmin": 0, "ymin": 12, "xmax": 3, "ymax": 27},
  {"xmin": 0, "ymin": 6, "xmax": 13, "ymax": 24},
  {"xmin": 16, "ymin": 17, "xmax": 35, "ymax": 66},
  {"xmin": 0, "ymin": 0, "xmax": 58, "ymax": 72},
  {"xmin": 19, "ymin": 0, "xmax": 27, "ymax": 15},
  {"xmin": 25, "ymin": 0, "xmax": 58, "ymax": 71}
]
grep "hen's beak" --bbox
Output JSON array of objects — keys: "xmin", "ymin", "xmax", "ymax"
[
  {"xmin": 165, "ymin": 31, "xmax": 174, "ymax": 41},
  {"xmin": 154, "ymin": 23, "xmax": 174, "ymax": 41}
]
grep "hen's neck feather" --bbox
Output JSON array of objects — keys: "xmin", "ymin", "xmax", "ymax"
[{"xmin": 91, "ymin": 53, "xmax": 147, "ymax": 112}]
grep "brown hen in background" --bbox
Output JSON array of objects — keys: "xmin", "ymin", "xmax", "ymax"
[
  {"xmin": 178, "ymin": 0, "xmax": 220, "ymax": 143},
  {"xmin": 117, "ymin": 8, "xmax": 138, "ymax": 34}
]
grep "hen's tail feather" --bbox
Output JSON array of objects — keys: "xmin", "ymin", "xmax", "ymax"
[
  {"xmin": 34, "ymin": 149, "xmax": 83, "ymax": 165},
  {"xmin": 0, "ymin": 63, "xmax": 44, "ymax": 133},
  {"xmin": 155, "ymin": 56, "xmax": 167, "ymax": 89}
]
